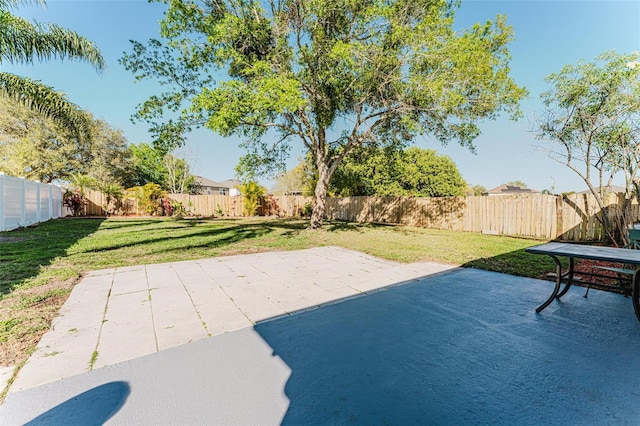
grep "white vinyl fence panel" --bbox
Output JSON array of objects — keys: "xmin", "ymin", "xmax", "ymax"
[
  {"xmin": 0, "ymin": 173, "xmax": 63, "ymax": 232},
  {"xmin": 24, "ymin": 179, "xmax": 39, "ymax": 226}
]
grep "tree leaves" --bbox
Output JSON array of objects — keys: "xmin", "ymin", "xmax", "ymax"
[
  {"xmin": 0, "ymin": 95, "xmax": 134, "ymax": 184},
  {"xmin": 124, "ymin": 0, "xmax": 526, "ymax": 227},
  {"xmin": 330, "ymin": 146, "xmax": 467, "ymax": 197},
  {"xmin": 536, "ymin": 50, "xmax": 640, "ymax": 245},
  {"xmin": 0, "ymin": 1, "xmax": 104, "ymax": 139},
  {"xmin": 0, "ymin": 73, "xmax": 92, "ymax": 140},
  {"xmin": 125, "ymin": 0, "xmax": 526, "ymax": 156},
  {"xmin": 0, "ymin": 11, "xmax": 104, "ymax": 69}
]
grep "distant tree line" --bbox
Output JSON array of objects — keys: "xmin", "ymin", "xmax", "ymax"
[
  {"xmin": 272, "ymin": 147, "xmax": 472, "ymax": 198},
  {"xmin": 0, "ymin": 94, "xmax": 199, "ymax": 192}
]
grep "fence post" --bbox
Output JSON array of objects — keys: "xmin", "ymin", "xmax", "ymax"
[
  {"xmin": 54, "ymin": 185, "xmax": 61, "ymax": 218},
  {"xmin": 36, "ymin": 181, "xmax": 41, "ymax": 223},
  {"xmin": 0, "ymin": 172, "xmax": 4, "ymax": 232},
  {"xmin": 48, "ymin": 184, "xmax": 53, "ymax": 220},
  {"xmin": 20, "ymin": 176, "xmax": 26, "ymax": 228}
]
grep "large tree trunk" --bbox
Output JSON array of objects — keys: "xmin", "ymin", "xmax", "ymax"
[{"xmin": 309, "ymin": 161, "xmax": 330, "ymax": 230}]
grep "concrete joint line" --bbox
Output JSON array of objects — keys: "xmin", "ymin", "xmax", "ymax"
[
  {"xmin": 146, "ymin": 267, "xmax": 160, "ymax": 353},
  {"xmin": 183, "ymin": 265, "xmax": 211, "ymax": 336},
  {"xmin": 221, "ymin": 284, "xmax": 255, "ymax": 325},
  {"xmin": 111, "ymin": 288, "xmax": 152, "ymax": 297},
  {"xmin": 200, "ymin": 262, "xmax": 257, "ymax": 326},
  {"xmin": 92, "ymin": 275, "xmax": 115, "ymax": 370}
]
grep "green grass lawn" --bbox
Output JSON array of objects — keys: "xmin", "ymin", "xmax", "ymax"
[
  {"xmin": 1, "ymin": 217, "xmax": 557, "ymax": 294},
  {"xmin": 0, "ymin": 216, "xmax": 558, "ymax": 375}
]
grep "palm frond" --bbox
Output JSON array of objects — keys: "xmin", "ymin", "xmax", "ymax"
[
  {"xmin": 0, "ymin": 0, "xmax": 45, "ymax": 10},
  {"xmin": 0, "ymin": 11, "xmax": 105, "ymax": 71},
  {"xmin": 0, "ymin": 72, "xmax": 92, "ymax": 139}
]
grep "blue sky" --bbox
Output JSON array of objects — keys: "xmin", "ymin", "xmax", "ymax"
[{"xmin": 4, "ymin": 0, "xmax": 639, "ymax": 193}]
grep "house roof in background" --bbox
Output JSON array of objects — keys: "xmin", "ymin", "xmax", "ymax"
[
  {"xmin": 194, "ymin": 176, "xmax": 241, "ymax": 189},
  {"xmin": 485, "ymin": 185, "xmax": 540, "ymax": 195},
  {"xmin": 194, "ymin": 176, "xmax": 218, "ymax": 187},
  {"xmin": 217, "ymin": 179, "xmax": 242, "ymax": 189}
]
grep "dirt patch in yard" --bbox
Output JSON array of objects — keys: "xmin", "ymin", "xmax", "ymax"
[{"xmin": 0, "ymin": 279, "xmax": 74, "ymax": 367}]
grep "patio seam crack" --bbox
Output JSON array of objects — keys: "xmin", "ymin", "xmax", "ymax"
[
  {"xmin": 146, "ymin": 266, "xmax": 159, "ymax": 353},
  {"xmin": 91, "ymin": 271, "xmax": 116, "ymax": 371},
  {"xmin": 182, "ymin": 265, "xmax": 211, "ymax": 337}
]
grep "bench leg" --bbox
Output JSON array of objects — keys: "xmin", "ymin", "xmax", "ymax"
[{"xmin": 537, "ymin": 255, "xmax": 565, "ymax": 313}]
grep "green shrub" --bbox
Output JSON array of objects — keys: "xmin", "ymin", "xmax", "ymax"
[
  {"xmin": 237, "ymin": 181, "xmax": 266, "ymax": 216},
  {"xmin": 171, "ymin": 200, "xmax": 189, "ymax": 217},
  {"xmin": 99, "ymin": 182, "xmax": 124, "ymax": 215},
  {"xmin": 126, "ymin": 183, "xmax": 167, "ymax": 215},
  {"xmin": 301, "ymin": 201, "xmax": 313, "ymax": 217}
]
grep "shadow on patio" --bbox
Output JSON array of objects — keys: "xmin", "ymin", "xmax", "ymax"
[
  {"xmin": 255, "ymin": 268, "xmax": 640, "ymax": 424},
  {"xmin": 4, "ymin": 264, "xmax": 640, "ymax": 424}
]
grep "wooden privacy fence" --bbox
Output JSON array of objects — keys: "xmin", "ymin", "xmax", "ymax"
[
  {"xmin": 325, "ymin": 195, "xmax": 557, "ymax": 237},
  {"xmin": 167, "ymin": 194, "xmax": 313, "ymax": 217},
  {"xmin": 323, "ymin": 193, "xmax": 639, "ymax": 242},
  {"xmin": 71, "ymin": 191, "xmax": 638, "ymax": 242},
  {"xmin": 74, "ymin": 192, "xmax": 313, "ymax": 219},
  {"xmin": 65, "ymin": 192, "xmax": 244, "ymax": 217},
  {"xmin": 63, "ymin": 190, "xmax": 138, "ymax": 217}
]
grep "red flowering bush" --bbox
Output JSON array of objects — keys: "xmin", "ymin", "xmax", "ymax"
[{"xmin": 63, "ymin": 189, "xmax": 86, "ymax": 217}]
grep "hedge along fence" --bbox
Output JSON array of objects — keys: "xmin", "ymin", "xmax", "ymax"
[
  {"xmin": 71, "ymin": 190, "xmax": 638, "ymax": 242},
  {"xmin": 63, "ymin": 191, "xmax": 240, "ymax": 217}
]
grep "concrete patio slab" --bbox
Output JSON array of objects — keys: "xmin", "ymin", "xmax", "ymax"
[
  {"xmin": 3, "ymin": 263, "xmax": 640, "ymax": 425},
  {"xmin": 5, "ymin": 247, "xmax": 455, "ymax": 395},
  {"xmin": 0, "ymin": 367, "xmax": 14, "ymax": 398}
]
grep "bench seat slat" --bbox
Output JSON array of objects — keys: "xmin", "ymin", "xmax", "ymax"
[{"xmin": 592, "ymin": 266, "xmax": 636, "ymax": 275}]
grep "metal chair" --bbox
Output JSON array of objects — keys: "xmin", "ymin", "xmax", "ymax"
[{"xmin": 628, "ymin": 229, "xmax": 640, "ymax": 249}]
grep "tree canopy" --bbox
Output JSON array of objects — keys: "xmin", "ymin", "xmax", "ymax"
[
  {"xmin": 0, "ymin": 0, "xmax": 105, "ymax": 138},
  {"xmin": 536, "ymin": 50, "xmax": 640, "ymax": 245},
  {"xmin": 271, "ymin": 161, "xmax": 313, "ymax": 196},
  {"xmin": 128, "ymin": 142, "xmax": 199, "ymax": 193},
  {"xmin": 122, "ymin": 0, "xmax": 526, "ymax": 228},
  {"xmin": 503, "ymin": 180, "xmax": 527, "ymax": 188},
  {"xmin": 329, "ymin": 147, "xmax": 467, "ymax": 197},
  {"xmin": 0, "ymin": 94, "xmax": 133, "ymax": 184},
  {"xmin": 466, "ymin": 184, "xmax": 487, "ymax": 196}
]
